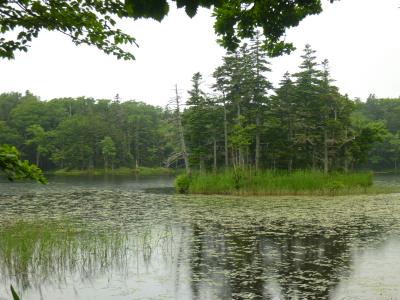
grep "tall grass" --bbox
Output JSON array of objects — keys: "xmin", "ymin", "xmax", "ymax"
[
  {"xmin": 177, "ymin": 169, "xmax": 379, "ymax": 196},
  {"xmin": 0, "ymin": 220, "xmax": 129, "ymax": 291}
]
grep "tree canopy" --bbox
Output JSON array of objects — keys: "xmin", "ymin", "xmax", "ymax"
[{"xmin": 0, "ymin": 0, "xmax": 336, "ymax": 59}]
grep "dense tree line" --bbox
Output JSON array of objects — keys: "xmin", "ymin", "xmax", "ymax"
[
  {"xmin": 0, "ymin": 93, "xmax": 175, "ymax": 171},
  {"xmin": 182, "ymin": 39, "xmax": 386, "ymax": 173},
  {"xmin": 358, "ymin": 95, "xmax": 400, "ymax": 171},
  {"xmin": 0, "ymin": 43, "xmax": 396, "ymax": 174}
]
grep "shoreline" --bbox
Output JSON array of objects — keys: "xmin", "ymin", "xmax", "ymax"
[{"xmin": 48, "ymin": 167, "xmax": 176, "ymax": 177}]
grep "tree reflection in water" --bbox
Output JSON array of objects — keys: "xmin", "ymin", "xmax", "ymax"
[{"xmin": 186, "ymin": 218, "xmax": 385, "ymax": 299}]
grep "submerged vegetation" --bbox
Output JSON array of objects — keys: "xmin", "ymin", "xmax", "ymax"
[{"xmin": 175, "ymin": 170, "xmax": 389, "ymax": 196}]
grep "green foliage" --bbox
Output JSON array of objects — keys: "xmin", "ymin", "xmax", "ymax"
[
  {"xmin": 183, "ymin": 42, "xmax": 381, "ymax": 174},
  {"xmin": 99, "ymin": 136, "xmax": 116, "ymax": 169},
  {"xmin": 0, "ymin": 0, "xmax": 136, "ymax": 59},
  {"xmin": 0, "ymin": 0, "xmax": 335, "ymax": 59},
  {"xmin": 230, "ymin": 116, "xmax": 255, "ymax": 152},
  {"xmin": 0, "ymin": 93, "xmax": 176, "ymax": 172},
  {"xmin": 0, "ymin": 144, "xmax": 46, "ymax": 183},
  {"xmin": 325, "ymin": 180, "xmax": 345, "ymax": 196},
  {"xmin": 356, "ymin": 97, "xmax": 400, "ymax": 171},
  {"xmin": 175, "ymin": 174, "xmax": 192, "ymax": 194}
]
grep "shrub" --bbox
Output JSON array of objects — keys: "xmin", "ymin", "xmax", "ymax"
[
  {"xmin": 325, "ymin": 180, "xmax": 345, "ymax": 195},
  {"xmin": 175, "ymin": 174, "xmax": 191, "ymax": 194}
]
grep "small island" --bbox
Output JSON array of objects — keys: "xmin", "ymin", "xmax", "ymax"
[{"xmin": 175, "ymin": 170, "xmax": 395, "ymax": 196}]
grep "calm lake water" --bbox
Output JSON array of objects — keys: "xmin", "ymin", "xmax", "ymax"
[{"xmin": 0, "ymin": 175, "xmax": 400, "ymax": 300}]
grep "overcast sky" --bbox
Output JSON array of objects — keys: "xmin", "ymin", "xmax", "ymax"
[{"xmin": 0, "ymin": 0, "xmax": 399, "ymax": 106}]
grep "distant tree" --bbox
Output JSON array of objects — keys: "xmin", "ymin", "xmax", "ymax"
[
  {"xmin": 389, "ymin": 133, "xmax": 400, "ymax": 172},
  {"xmin": 348, "ymin": 114, "xmax": 387, "ymax": 169},
  {"xmin": 0, "ymin": 0, "xmax": 338, "ymax": 179},
  {"xmin": 25, "ymin": 124, "xmax": 53, "ymax": 167},
  {"xmin": 99, "ymin": 136, "xmax": 116, "ymax": 170},
  {"xmin": 247, "ymin": 32, "xmax": 272, "ymax": 171},
  {"xmin": 185, "ymin": 72, "xmax": 209, "ymax": 171},
  {"xmin": 0, "ymin": 121, "xmax": 22, "ymax": 147},
  {"xmin": 271, "ymin": 72, "xmax": 297, "ymax": 171}
]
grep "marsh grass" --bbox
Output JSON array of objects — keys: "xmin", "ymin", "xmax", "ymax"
[
  {"xmin": 0, "ymin": 220, "xmax": 129, "ymax": 290},
  {"xmin": 183, "ymin": 170, "xmax": 391, "ymax": 196}
]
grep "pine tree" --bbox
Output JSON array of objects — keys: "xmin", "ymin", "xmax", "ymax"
[{"xmin": 293, "ymin": 44, "xmax": 323, "ymax": 169}]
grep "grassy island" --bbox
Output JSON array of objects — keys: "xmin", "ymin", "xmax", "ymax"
[{"xmin": 175, "ymin": 170, "xmax": 391, "ymax": 196}]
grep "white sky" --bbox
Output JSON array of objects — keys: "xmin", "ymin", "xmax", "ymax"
[{"xmin": 0, "ymin": 0, "xmax": 399, "ymax": 106}]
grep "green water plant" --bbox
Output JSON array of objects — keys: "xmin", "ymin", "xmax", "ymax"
[
  {"xmin": 10, "ymin": 285, "xmax": 20, "ymax": 300},
  {"xmin": 175, "ymin": 174, "xmax": 191, "ymax": 194}
]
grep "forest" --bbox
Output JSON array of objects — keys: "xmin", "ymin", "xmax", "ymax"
[{"xmin": 0, "ymin": 42, "xmax": 398, "ymax": 174}]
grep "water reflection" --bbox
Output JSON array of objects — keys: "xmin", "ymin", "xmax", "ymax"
[
  {"xmin": 184, "ymin": 220, "xmax": 388, "ymax": 299},
  {"xmin": 0, "ymin": 183, "xmax": 400, "ymax": 299}
]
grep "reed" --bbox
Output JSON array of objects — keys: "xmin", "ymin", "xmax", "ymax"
[{"xmin": 175, "ymin": 169, "xmax": 385, "ymax": 196}]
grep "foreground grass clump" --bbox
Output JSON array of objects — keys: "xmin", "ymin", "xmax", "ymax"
[
  {"xmin": 53, "ymin": 167, "xmax": 174, "ymax": 176},
  {"xmin": 176, "ymin": 170, "xmax": 382, "ymax": 196}
]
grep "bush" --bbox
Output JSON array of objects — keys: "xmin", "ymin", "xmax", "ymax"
[
  {"xmin": 175, "ymin": 174, "xmax": 191, "ymax": 194},
  {"xmin": 325, "ymin": 180, "xmax": 345, "ymax": 195}
]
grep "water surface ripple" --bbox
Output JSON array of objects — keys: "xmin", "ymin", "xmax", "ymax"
[{"xmin": 0, "ymin": 176, "xmax": 400, "ymax": 299}]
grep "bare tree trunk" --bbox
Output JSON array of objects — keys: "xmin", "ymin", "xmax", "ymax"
[
  {"xmin": 288, "ymin": 125, "xmax": 293, "ymax": 172},
  {"xmin": 213, "ymin": 137, "xmax": 217, "ymax": 173},
  {"xmin": 237, "ymin": 102, "xmax": 243, "ymax": 168},
  {"xmin": 175, "ymin": 85, "xmax": 191, "ymax": 175},
  {"xmin": 135, "ymin": 126, "xmax": 139, "ymax": 168},
  {"xmin": 323, "ymin": 129, "xmax": 329, "ymax": 174},
  {"xmin": 231, "ymin": 148, "xmax": 237, "ymax": 170},
  {"xmin": 344, "ymin": 128, "xmax": 349, "ymax": 172},
  {"xmin": 255, "ymin": 114, "xmax": 260, "ymax": 172},
  {"xmin": 312, "ymin": 148, "xmax": 317, "ymax": 170},
  {"xmin": 36, "ymin": 150, "xmax": 40, "ymax": 167},
  {"xmin": 223, "ymin": 99, "xmax": 229, "ymax": 168},
  {"xmin": 199, "ymin": 156, "xmax": 205, "ymax": 173}
]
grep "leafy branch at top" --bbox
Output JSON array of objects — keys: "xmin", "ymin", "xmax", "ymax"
[
  {"xmin": 0, "ymin": 0, "xmax": 337, "ymax": 59},
  {"xmin": 0, "ymin": 144, "xmax": 47, "ymax": 183}
]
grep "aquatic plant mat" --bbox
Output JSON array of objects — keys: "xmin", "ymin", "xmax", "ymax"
[
  {"xmin": 181, "ymin": 170, "xmax": 394, "ymax": 196},
  {"xmin": 1, "ymin": 177, "xmax": 400, "ymax": 299}
]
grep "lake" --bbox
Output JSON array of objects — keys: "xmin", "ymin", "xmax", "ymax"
[{"xmin": 0, "ymin": 175, "xmax": 400, "ymax": 300}]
